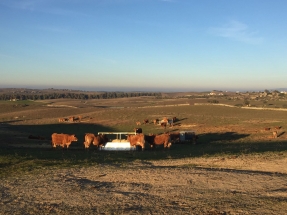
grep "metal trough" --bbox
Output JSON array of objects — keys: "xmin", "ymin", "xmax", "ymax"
[
  {"xmin": 98, "ymin": 132, "xmax": 137, "ymax": 151},
  {"xmin": 179, "ymin": 131, "xmax": 196, "ymax": 143}
]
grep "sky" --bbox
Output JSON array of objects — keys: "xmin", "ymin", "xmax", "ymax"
[{"xmin": 1, "ymin": 0, "xmax": 287, "ymax": 92}]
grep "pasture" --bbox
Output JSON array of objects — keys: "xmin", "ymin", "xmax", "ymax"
[{"xmin": 1, "ymin": 96, "xmax": 287, "ymax": 214}]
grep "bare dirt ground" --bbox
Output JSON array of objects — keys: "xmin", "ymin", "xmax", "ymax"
[{"xmin": 1, "ymin": 157, "xmax": 287, "ymax": 215}]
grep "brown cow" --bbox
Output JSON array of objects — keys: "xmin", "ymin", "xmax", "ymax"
[
  {"xmin": 126, "ymin": 133, "xmax": 145, "ymax": 150},
  {"xmin": 147, "ymin": 133, "xmax": 172, "ymax": 149},
  {"xmin": 84, "ymin": 133, "xmax": 109, "ymax": 149},
  {"xmin": 59, "ymin": 118, "xmax": 65, "ymax": 122},
  {"xmin": 51, "ymin": 133, "xmax": 78, "ymax": 148},
  {"xmin": 69, "ymin": 116, "xmax": 75, "ymax": 122},
  {"xmin": 84, "ymin": 133, "xmax": 96, "ymax": 148},
  {"xmin": 153, "ymin": 119, "xmax": 159, "ymax": 125},
  {"xmin": 273, "ymin": 131, "xmax": 278, "ymax": 138},
  {"xmin": 136, "ymin": 121, "xmax": 141, "ymax": 126},
  {"xmin": 143, "ymin": 119, "xmax": 149, "ymax": 124},
  {"xmin": 161, "ymin": 122, "xmax": 167, "ymax": 129},
  {"xmin": 93, "ymin": 134, "xmax": 109, "ymax": 148},
  {"xmin": 162, "ymin": 117, "xmax": 168, "ymax": 122}
]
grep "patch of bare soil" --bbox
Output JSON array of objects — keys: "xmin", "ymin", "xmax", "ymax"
[{"xmin": 1, "ymin": 158, "xmax": 287, "ymax": 215}]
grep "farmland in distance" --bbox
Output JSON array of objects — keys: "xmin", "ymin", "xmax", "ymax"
[{"xmin": 1, "ymin": 94, "xmax": 287, "ymax": 214}]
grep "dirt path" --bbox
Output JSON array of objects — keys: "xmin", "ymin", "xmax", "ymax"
[{"xmin": 1, "ymin": 158, "xmax": 287, "ymax": 215}]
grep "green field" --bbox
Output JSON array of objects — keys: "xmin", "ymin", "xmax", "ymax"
[{"xmin": 0, "ymin": 97, "xmax": 287, "ymax": 177}]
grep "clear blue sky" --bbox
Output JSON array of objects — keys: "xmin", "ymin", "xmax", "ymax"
[{"xmin": 1, "ymin": 0, "xmax": 286, "ymax": 92}]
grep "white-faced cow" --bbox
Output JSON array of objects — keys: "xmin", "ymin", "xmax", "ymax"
[{"xmin": 51, "ymin": 133, "xmax": 78, "ymax": 148}]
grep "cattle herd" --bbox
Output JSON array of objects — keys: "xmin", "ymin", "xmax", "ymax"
[
  {"xmin": 50, "ymin": 131, "xmax": 190, "ymax": 150},
  {"xmin": 52, "ymin": 128, "xmax": 187, "ymax": 150},
  {"xmin": 51, "ymin": 116, "xmax": 198, "ymax": 150},
  {"xmin": 136, "ymin": 117, "xmax": 177, "ymax": 128},
  {"xmin": 58, "ymin": 116, "xmax": 82, "ymax": 123}
]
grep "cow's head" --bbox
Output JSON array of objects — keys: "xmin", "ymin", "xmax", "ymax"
[
  {"xmin": 72, "ymin": 135, "xmax": 78, "ymax": 141},
  {"xmin": 93, "ymin": 136, "xmax": 100, "ymax": 146}
]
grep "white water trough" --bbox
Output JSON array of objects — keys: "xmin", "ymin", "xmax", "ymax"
[{"xmin": 98, "ymin": 132, "xmax": 137, "ymax": 151}]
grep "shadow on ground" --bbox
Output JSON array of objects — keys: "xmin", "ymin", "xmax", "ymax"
[{"xmin": 1, "ymin": 122, "xmax": 287, "ymax": 170}]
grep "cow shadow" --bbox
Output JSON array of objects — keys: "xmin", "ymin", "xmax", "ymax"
[
  {"xmin": 0, "ymin": 122, "xmax": 116, "ymax": 149},
  {"xmin": 196, "ymin": 132, "xmax": 250, "ymax": 144},
  {"xmin": 176, "ymin": 118, "xmax": 187, "ymax": 122},
  {"xmin": 1, "ymin": 125, "xmax": 287, "ymax": 174},
  {"xmin": 278, "ymin": 131, "xmax": 285, "ymax": 138}
]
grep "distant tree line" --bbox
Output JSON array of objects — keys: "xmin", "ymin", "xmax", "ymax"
[{"xmin": 0, "ymin": 92, "xmax": 162, "ymax": 101}]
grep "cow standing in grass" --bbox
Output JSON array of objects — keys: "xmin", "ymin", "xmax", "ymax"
[
  {"xmin": 51, "ymin": 133, "xmax": 78, "ymax": 148},
  {"xmin": 126, "ymin": 133, "xmax": 146, "ymax": 150},
  {"xmin": 84, "ymin": 133, "xmax": 109, "ymax": 149},
  {"xmin": 146, "ymin": 133, "xmax": 172, "ymax": 149},
  {"xmin": 153, "ymin": 119, "xmax": 159, "ymax": 125},
  {"xmin": 143, "ymin": 119, "xmax": 149, "ymax": 124}
]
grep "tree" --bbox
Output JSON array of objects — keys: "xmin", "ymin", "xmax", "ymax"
[{"xmin": 244, "ymin": 99, "xmax": 250, "ymax": 106}]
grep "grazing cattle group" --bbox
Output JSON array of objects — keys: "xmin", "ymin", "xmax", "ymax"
[
  {"xmin": 136, "ymin": 116, "xmax": 177, "ymax": 130},
  {"xmin": 263, "ymin": 126, "xmax": 283, "ymax": 139},
  {"xmin": 50, "ymin": 115, "xmax": 200, "ymax": 150},
  {"xmin": 58, "ymin": 116, "xmax": 82, "ymax": 123},
  {"xmin": 50, "ymin": 129, "xmax": 190, "ymax": 150},
  {"xmin": 48, "ymin": 115, "xmax": 282, "ymax": 151}
]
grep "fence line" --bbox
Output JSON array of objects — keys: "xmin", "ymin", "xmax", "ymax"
[{"xmin": 194, "ymin": 103, "xmax": 287, "ymax": 111}]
